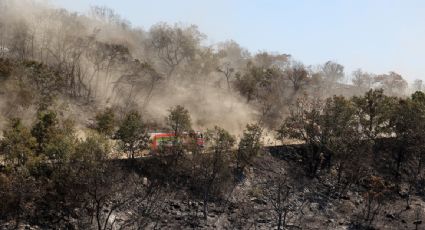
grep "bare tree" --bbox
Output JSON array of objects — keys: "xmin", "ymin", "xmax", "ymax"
[
  {"xmin": 149, "ymin": 23, "xmax": 204, "ymax": 79},
  {"xmin": 118, "ymin": 180, "xmax": 172, "ymax": 229},
  {"xmin": 265, "ymin": 172, "xmax": 292, "ymax": 230},
  {"xmin": 354, "ymin": 176, "xmax": 388, "ymax": 228},
  {"xmin": 255, "ymin": 156, "xmax": 306, "ymax": 230},
  {"xmin": 8, "ymin": 21, "xmax": 31, "ymax": 61},
  {"xmin": 374, "ymin": 71, "xmax": 408, "ymax": 96},
  {"xmin": 194, "ymin": 126, "xmax": 235, "ymax": 220},
  {"xmin": 352, "ymin": 68, "xmax": 373, "ymax": 93},
  {"xmin": 86, "ymin": 41, "xmax": 130, "ymax": 99},
  {"xmin": 413, "ymin": 79, "xmax": 423, "ymax": 92},
  {"xmin": 285, "ymin": 62, "xmax": 309, "ymax": 92},
  {"xmin": 217, "ymin": 62, "xmax": 235, "ymax": 90},
  {"xmin": 216, "ymin": 40, "xmax": 251, "ymax": 70},
  {"xmin": 90, "ymin": 6, "xmax": 131, "ymax": 29},
  {"xmin": 321, "ymin": 61, "xmax": 344, "ymax": 85},
  {"xmin": 113, "ymin": 60, "xmax": 162, "ymax": 109}
]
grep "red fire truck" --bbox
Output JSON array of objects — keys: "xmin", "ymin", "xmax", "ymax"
[{"xmin": 149, "ymin": 131, "xmax": 204, "ymax": 151}]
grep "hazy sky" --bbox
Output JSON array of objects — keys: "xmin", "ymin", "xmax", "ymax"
[{"xmin": 53, "ymin": 0, "xmax": 425, "ymax": 82}]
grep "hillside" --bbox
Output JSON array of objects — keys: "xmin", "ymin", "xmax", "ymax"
[{"xmin": 1, "ymin": 1, "xmax": 425, "ymax": 230}]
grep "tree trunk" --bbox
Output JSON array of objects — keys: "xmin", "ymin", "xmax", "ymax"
[
  {"xmin": 337, "ymin": 162, "xmax": 344, "ymax": 184},
  {"xmin": 96, "ymin": 202, "xmax": 102, "ymax": 230},
  {"xmin": 277, "ymin": 212, "xmax": 283, "ymax": 230},
  {"xmin": 203, "ymin": 189, "xmax": 208, "ymax": 220}
]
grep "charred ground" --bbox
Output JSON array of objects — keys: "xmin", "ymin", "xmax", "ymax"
[{"xmin": 1, "ymin": 1, "xmax": 425, "ymax": 230}]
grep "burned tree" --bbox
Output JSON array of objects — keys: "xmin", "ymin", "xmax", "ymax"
[
  {"xmin": 194, "ymin": 126, "xmax": 234, "ymax": 220},
  {"xmin": 255, "ymin": 156, "xmax": 306, "ymax": 230}
]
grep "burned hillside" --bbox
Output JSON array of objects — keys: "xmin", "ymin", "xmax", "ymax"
[{"xmin": 1, "ymin": 1, "xmax": 425, "ymax": 229}]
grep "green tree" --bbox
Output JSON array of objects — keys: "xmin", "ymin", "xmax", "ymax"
[
  {"xmin": 407, "ymin": 92, "xmax": 425, "ymax": 192},
  {"xmin": 322, "ymin": 96, "xmax": 367, "ymax": 193},
  {"xmin": 285, "ymin": 62, "xmax": 309, "ymax": 92},
  {"xmin": 56, "ymin": 133, "xmax": 116, "ymax": 229},
  {"xmin": 115, "ymin": 111, "xmax": 149, "ymax": 159},
  {"xmin": 31, "ymin": 110, "xmax": 59, "ymax": 154},
  {"xmin": 233, "ymin": 64, "xmax": 282, "ymax": 124},
  {"xmin": 233, "ymin": 64, "xmax": 279, "ymax": 103},
  {"xmin": 42, "ymin": 130, "xmax": 76, "ymax": 163},
  {"xmin": 390, "ymin": 92, "xmax": 425, "ymax": 177},
  {"xmin": 276, "ymin": 97, "xmax": 325, "ymax": 177},
  {"xmin": 0, "ymin": 118, "xmax": 36, "ymax": 167},
  {"xmin": 166, "ymin": 105, "xmax": 192, "ymax": 138},
  {"xmin": 94, "ymin": 107, "xmax": 116, "ymax": 137},
  {"xmin": 237, "ymin": 123, "xmax": 263, "ymax": 170},
  {"xmin": 0, "ymin": 58, "xmax": 13, "ymax": 81},
  {"xmin": 352, "ymin": 89, "xmax": 396, "ymax": 157},
  {"xmin": 73, "ymin": 133, "xmax": 110, "ymax": 163}
]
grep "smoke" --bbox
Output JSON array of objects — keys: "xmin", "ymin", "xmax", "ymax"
[
  {"xmin": 0, "ymin": 0, "xmax": 413, "ymax": 140},
  {"xmin": 0, "ymin": 0, "xmax": 259, "ymax": 136},
  {"xmin": 143, "ymin": 83, "xmax": 258, "ymax": 134}
]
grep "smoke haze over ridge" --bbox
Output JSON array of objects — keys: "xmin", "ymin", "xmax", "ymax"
[{"xmin": 54, "ymin": 0, "xmax": 425, "ymax": 83}]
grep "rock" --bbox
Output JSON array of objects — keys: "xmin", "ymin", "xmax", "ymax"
[
  {"xmin": 310, "ymin": 202, "xmax": 320, "ymax": 212},
  {"xmin": 413, "ymin": 220, "xmax": 422, "ymax": 225},
  {"xmin": 257, "ymin": 219, "xmax": 271, "ymax": 223},
  {"xmin": 386, "ymin": 213, "xmax": 395, "ymax": 219},
  {"xmin": 250, "ymin": 197, "xmax": 267, "ymax": 205},
  {"xmin": 171, "ymin": 203, "xmax": 181, "ymax": 210},
  {"xmin": 338, "ymin": 200, "xmax": 356, "ymax": 215},
  {"xmin": 398, "ymin": 183, "xmax": 410, "ymax": 196},
  {"xmin": 340, "ymin": 195, "xmax": 350, "ymax": 200}
]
